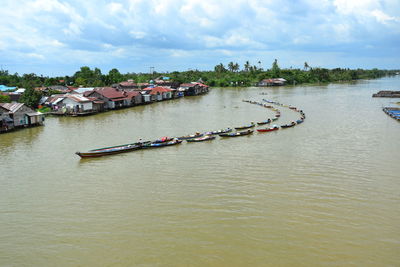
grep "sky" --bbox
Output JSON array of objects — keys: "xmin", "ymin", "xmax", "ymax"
[{"xmin": 0, "ymin": 0, "xmax": 399, "ymax": 77}]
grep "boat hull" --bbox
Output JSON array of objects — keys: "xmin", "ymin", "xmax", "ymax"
[
  {"xmin": 257, "ymin": 127, "xmax": 279, "ymax": 132},
  {"xmin": 186, "ymin": 136, "xmax": 216, "ymax": 142},
  {"xmin": 177, "ymin": 134, "xmax": 203, "ymax": 140},
  {"xmin": 76, "ymin": 144, "xmax": 143, "ymax": 158},
  {"xmin": 219, "ymin": 130, "xmax": 254, "ymax": 137},
  {"xmin": 234, "ymin": 124, "xmax": 255, "ymax": 130}
]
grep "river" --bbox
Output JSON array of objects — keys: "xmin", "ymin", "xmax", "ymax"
[{"xmin": 1, "ymin": 76, "xmax": 399, "ymax": 266}]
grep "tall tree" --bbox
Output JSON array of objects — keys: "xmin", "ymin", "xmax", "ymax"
[
  {"xmin": 108, "ymin": 68, "xmax": 123, "ymax": 84},
  {"xmin": 228, "ymin": 62, "xmax": 235, "ymax": 72},
  {"xmin": 244, "ymin": 61, "xmax": 250, "ymax": 72},
  {"xmin": 304, "ymin": 62, "xmax": 310, "ymax": 71},
  {"xmin": 271, "ymin": 59, "xmax": 280, "ymax": 77},
  {"xmin": 214, "ymin": 63, "xmax": 227, "ymax": 73},
  {"xmin": 233, "ymin": 63, "xmax": 240, "ymax": 72}
]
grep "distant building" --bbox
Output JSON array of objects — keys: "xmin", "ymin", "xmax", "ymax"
[
  {"xmin": 85, "ymin": 87, "xmax": 127, "ymax": 109},
  {"xmin": 179, "ymin": 82, "xmax": 209, "ymax": 96},
  {"xmin": 258, "ymin": 78, "xmax": 287, "ymax": 86}
]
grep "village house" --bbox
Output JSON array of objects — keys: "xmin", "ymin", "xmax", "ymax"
[
  {"xmin": 0, "ymin": 103, "xmax": 44, "ymax": 129},
  {"xmin": 61, "ymin": 95, "xmax": 95, "ymax": 114},
  {"xmin": 85, "ymin": 87, "xmax": 126, "ymax": 109},
  {"xmin": 123, "ymin": 91, "xmax": 143, "ymax": 106},
  {"xmin": 0, "ymin": 105, "xmax": 14, "ymax": 132},
  {"xmin": 115, "ymin": 80, "xmax": 137, "ymax": 90},
  {"xmin": 179, "ymin": 82, "xmax": 209, "ymax": 96},
  {"xmin": 258, "ymin": 78, "xmax": 287, "ymax": 86},
  {"xmin": 145, "ymin": 86, "xmax": 173, "ymax": 101}
]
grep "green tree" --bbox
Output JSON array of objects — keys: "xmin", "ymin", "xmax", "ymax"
[
  {"xmin": 0, "ymin": 94, "xmax": 11, "ymax": 103},
  {"xmin": 244, "ymin": 61, "xmax": 250, "ymax": 72},
  {"xmin": 228, "ymin": 62, "xmax": 235, "ymax": 72},
  {"xmin": 233, "ymin": 63, "xmax": 240, "ymax": 72},
  {"xmin": 108, "ymin": 68, "xmax": 123, "ymax": 84},
  {"xmin": 271, "ymin": 59, "xmax": 280, "ymax": 77},
  {"xmin": 19, "ymin": 88, "xmax": 42, "ymax": 108},
  {"xmin": 75, "ymin": 77, "xmax": 86, "ymax": 86},
  {"xmin": 214, "ymin": 63, "xmax": 227, "ymax": 73}
]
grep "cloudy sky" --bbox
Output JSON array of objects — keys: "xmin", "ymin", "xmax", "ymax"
[{"xmin": 1, "ymin": 0, "xmax": 399, "ymax": 76}]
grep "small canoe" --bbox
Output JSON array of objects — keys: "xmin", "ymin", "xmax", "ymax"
[
  {"xmin": 275, "ymin": 114, "xmax": 281, "ymax": 117},
  {"xmin": 281, "ymin": 122, "xmax": 296, "ymax": 128},
  {"xmin": 219, "ymin": 129, "xmax": 254, "ymax": 137},
  {"xmin": 76, "ymin": 141, "xmax": 150, "ymax": 158},
  {"xmin": 296, "ymin": 119, "xmax": 304, "ymax": 124},
  {"xmin": 186, "ymin": 135, "xmax": 216, "ymax": 142},
  {"xmin": 234, "ymin": 123, "xmax": 255, "ymax": 130},
  {"xmin": 177, "ymin": 133, "xmax": 203, "ymax": 140},
  {"xmin": 257, "ymin": 119, "xmax": 271, "ymax": 125},
  {"xmin": 272, "ymin": 118, "xmax": 278, "ymax": 121},
  {"xmin": 257, "ymin": 126, "xmax": 279, "ymax": 132},
  {"xmin": 208, "ymin": 128, "xmax": 232, "ymax": 135},
  {"xmin": 143, "ymin": 139, "xmax": 183, "ymax": 148}
]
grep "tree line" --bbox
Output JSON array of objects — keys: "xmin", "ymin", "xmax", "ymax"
[{"xmin": 0, "ymin": 61, "xmax": 398, "ymax": 107}]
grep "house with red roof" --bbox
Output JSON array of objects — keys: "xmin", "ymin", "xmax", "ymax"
[
  {"xmin": 124, "ymin": 90, "xmax": 142, "ymax": 106},
  {"xmin": 85, "ymin": 87, "xmax": 127, "ymax": 109},
  {"xmin": 61, "ymin": 95, "xmax": 104, "ymax": 114}
]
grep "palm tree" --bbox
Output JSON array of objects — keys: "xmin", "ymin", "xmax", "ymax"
[
  {"xmin": 214, "ymin": 63, "xmax": 227, "ymax": 73},
  {"xmin": 244, "ymin": 61, "xmax": 250, "ymax": 72},
  {"xmin": 233, "ymin": 63, "xmax": 240, "ymax": 72},
  {"xmin": 304, "ymin": 62, "xmax": 310, "ymax": 71},
  {"xmin": 228, "ymin": 62, "xmax": 235, "ymax": 72}
]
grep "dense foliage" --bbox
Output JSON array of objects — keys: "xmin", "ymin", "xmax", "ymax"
[
  {"xmin": 0, "ymin": 94, "xmax": 11, "ymax": 103},
  {"xmin": 0, "ymin": 61, "xmax": 397, "ymax": 93}
]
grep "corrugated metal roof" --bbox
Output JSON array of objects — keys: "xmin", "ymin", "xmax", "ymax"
[
  {"xmin": 0, "ymin": 103, "xmax": 25, "ymax": 112},
  {"xmin": 66, "ymin": 94, "xmax": 91, "ymax": 103}
]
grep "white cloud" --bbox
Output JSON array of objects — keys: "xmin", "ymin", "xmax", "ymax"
[
  {"xmin": 26, "ymin": 53, "xmax": 45, "ymax": 59},
  {"xmin": 371, "ymin": 9, "xmax": 400, "ymax": 24},
  {"xmin": 0, "ymin": 0, "xmax": 399, "ymax": 75}
]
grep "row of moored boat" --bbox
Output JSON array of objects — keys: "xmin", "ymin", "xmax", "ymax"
[{"xmin": 76, "ymin": 98, "xmax": 306, "ymax": 158}]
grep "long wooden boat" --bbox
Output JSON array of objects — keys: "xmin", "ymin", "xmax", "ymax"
[
  {"xmin": 207, "ymin": 128, "xmax": 232, "ymax": 135},
  {"xmin": 219, "ymin": 129, "xmax": 254, "ymax": 137},
  {"xmin": 177, "ymin": 133, "xmax": 203, "ymax": 140},
  {"xmin": 257, "ymin": 119, "xmax": 271, "ymax": 125},
  {"xmin": 143, "ymin": 139, "xmax": 183, "ymax": 148},
  {"xmin": 153, "ymin": 136, "xmax": 174, "ymax": 143},
  {"xmin": 280, "ymin": 122, "xmax": 296, "ymax": 128},
  {"xmin": 257, "ymin": 126, "xmax": 279, "ymax": 132},
  {"xmin": 234, "ymin": 123, "xmax": 255, "ymax": 130},
  {"xmin": 186, "ymin": 135, "xmax": 216, "ymax": 142},
  {"xmin": 76, "ymin": 141, "xmax": 150, "ymax": 158}
]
